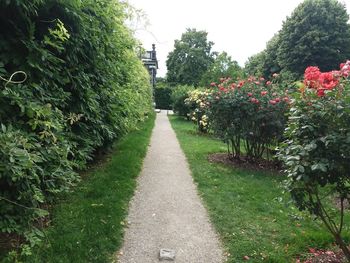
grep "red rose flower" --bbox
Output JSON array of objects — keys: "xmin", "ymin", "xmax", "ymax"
[
  {"xmin": 317, "ymin": 89, "xmax": 325, "ymax": 97},
  {"xmin": 283, "ymin": 97, "xmax": 290, "ymax": 103},
  {"xmin": 250, "ymin": 98, "xmax": 259, "ymax": 104},
  {"xmin": 304, "ymin": 66, "xmax": 321, "ymax": 81},
  {"xmin": 319, "ymin": 72, "xmax": 338, "ymax": 90},
  {"xmin": 304, "ymin": 66, "xmax": 321, "ymax": 88},
  {"xmin": 340, "ymin": 60, "xmax": 350, "ymax": 77},
  {"xmin": 219, "ymin": 86, "xmax": 228, "ymax": 92}
]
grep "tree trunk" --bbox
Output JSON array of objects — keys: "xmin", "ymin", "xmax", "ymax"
[{"xmin": 334, "ymin": 233, "xmax": 350, "ymax": 260}]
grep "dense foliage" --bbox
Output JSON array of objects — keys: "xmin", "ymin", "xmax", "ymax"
[
  {"xmin": 0, "ymin": 0, "xmax": 152, "ymax": 254},
  {"xmin": 278, "ymin": 62, "xmax": 350, "ymax": 259},
  {"xmin": 154, "ymin": 78, "xmax": 172, "ymax": 110},
  {"xmin": 245, "ymin": 0, "xmax": 350, "ymax": 80},
  {"xmin": 208, "ymin": 77, "xmax": 290, "ymax": 160},
  {"xmin": 200, "ymin": 52, "xmax": 243, "ymax": 87},
  {"xmin": 171, "ymin": 85, "xmax": 195, "ymax": 118},
  {"xmin": 277, "ymin": 0, "xmax": 350, "ymax": 76},
  {"xmin": 166, "ymin": 29, "xmax": 215, "ymax": 87},
  {"xmin": 245, "ymin": 51, "xmax": 267, "ymax": 78},
  {"xmin": 245, "ymin": 34, "xmax": 280, "ymax": 79}
]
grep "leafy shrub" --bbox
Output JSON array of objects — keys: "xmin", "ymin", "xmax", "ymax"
[
  {"xmin": 155, "ymin": 86, "xmax": 172, "ymax": 110},
  {"xmin": 208, "ymin": 77, "xmax": 290, "ymax": 160},
  {"xmin": 200, "ymin": 51, "xmax": 243, "ymax": 86},
  {"xmin": 171, "ymin": 85, "xmax": 195, "ymax": 118},
  {"xmin": 0, "ymin": 0, "xmax": 151, "ymax": 254},
  {"xmin": 278, "ymin": 62, "xmax": 350, "ymax": 259}
]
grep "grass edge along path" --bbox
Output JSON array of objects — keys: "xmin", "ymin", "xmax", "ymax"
[
  {"xmin": 24, "ymin": 113, "xmax": 155, "ymax": 263},
  {"xmin": 169, "ymin": 115, "xmax": 349, "ymax": 263}
]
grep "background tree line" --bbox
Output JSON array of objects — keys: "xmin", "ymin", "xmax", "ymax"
[
  {"xmin": 156, "ymin": 0, "xmax": 350, "ymax": 110},
  {"xmin": 245, "ymin": 0, "xmax": 350, "ymax": 80}
]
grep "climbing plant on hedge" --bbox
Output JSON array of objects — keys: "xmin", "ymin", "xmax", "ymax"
[
  {"xmin": 0, "ymin": 0, "xmax": 152, "ymax": 255},
  {"xmin": 278, "ymin": 62, "xmax": 350, "ymax": 260}
]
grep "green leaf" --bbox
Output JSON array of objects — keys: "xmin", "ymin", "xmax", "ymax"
[{"xmin": 311, "ymin": 163, "xmax": 327, "ymax": 172}]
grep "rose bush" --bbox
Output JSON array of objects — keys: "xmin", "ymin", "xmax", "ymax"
[
  {"xmin": 278, "ymin": 61, "xmax": 350, "ymax": 259},
  {"xmin": 208, "ymin": 76, "xmax": 290, "ymax": 160}
]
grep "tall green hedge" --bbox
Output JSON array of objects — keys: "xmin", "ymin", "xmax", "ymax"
[
  {"xmin": 155, "ymin": 86, "xmax": 172, "ymax": 109},
  {"xmin": 0, "ymin": 0, "xmax": 152, "ymax": 251}
]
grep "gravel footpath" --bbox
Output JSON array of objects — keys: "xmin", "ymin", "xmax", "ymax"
[{"xmin": 117, "ymin": 111, "xmax": 224, "ymax": 263}]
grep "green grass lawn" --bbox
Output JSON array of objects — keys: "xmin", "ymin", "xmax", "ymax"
[
  {"xmin": 20, "ymin": 114, "xmax": 155, "ymax": 263},
  {"xmin": 169, "ymin": 115, "xmax": 349, "ymax": 263}
]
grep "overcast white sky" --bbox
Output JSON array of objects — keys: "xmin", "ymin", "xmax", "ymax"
[{"xmin": 127, "ymin": 0, "xmax": 350, "ymax": 77}]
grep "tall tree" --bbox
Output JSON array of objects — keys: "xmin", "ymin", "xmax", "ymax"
[
  {"xmin": 166, "ymin": 28, "xmax": 214, "ymax": 86},
  {"xmin": 200, "ymin": 51, "xmax": 243, "ymax": 86},
  {"xmin": 262, "ymin": 33, "xmax": 281, "ymax": 78},
  {"xmin": 277, "ymin": 0, "xmax": 350, "ymax": 76},
  {"xmin": 244, "ymin": 51, "xmax": 266, "ymax": 77},
  {"xmin": 244, "ymin": 35, "xmax": 280, "ymax": 79}
]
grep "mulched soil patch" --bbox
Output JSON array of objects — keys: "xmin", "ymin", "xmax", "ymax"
[
  {"xmin": 298, "ymin": 247, "xmax": 348, "ymax": 263},
  {"xmin": 208, "ymin": 153, "xmax": 281, "ymax": 173}
]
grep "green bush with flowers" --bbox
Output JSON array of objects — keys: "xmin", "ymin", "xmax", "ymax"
[
  {"xmin": 208, "ymin": 76, "xmax": 290, "ymax": 160},
  {"xmin": 185, "ymin": 89, "xmax": 211, "ymax": 132},
  {"xmin": 278, "ymin": 62, "xmax": 350, "ymax": 259}
]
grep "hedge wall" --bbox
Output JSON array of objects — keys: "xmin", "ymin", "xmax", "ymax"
[
  {"xmin": 155, "ymin": 86, "xmax": 172, "ymax": 109},
  {"xmin": 0, "ymin": 0, "xmax": 152, "ymax": 251}
]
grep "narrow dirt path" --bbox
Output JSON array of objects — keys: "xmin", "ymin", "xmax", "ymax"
[{"xmin": 117, "ymin": 111, "xmax": 224, "ymax": 263}]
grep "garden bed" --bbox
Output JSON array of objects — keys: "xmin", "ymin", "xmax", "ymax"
[{"xmin": 208, "ymin": 153, "xmax": 281, "ymax": 173}]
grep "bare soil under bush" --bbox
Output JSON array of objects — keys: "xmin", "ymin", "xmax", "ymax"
[{"xmin": 208, "ymin": 153, "xmax": 281, "ymax": 173}]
